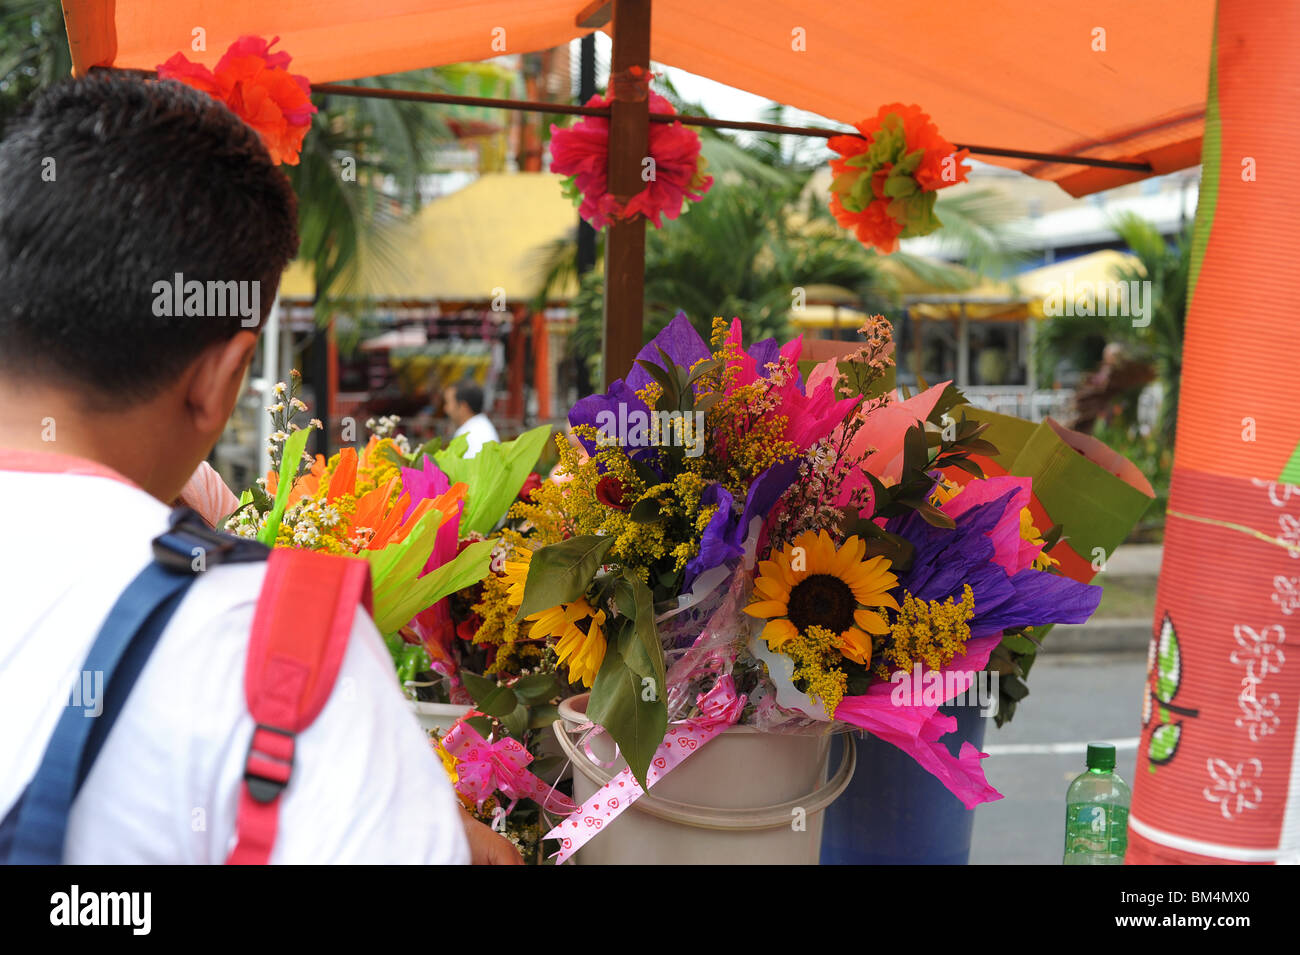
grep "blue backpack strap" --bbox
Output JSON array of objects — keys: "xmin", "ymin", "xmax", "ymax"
[{"xmin": 3, "ymin": 507, "xmax": 268, "ymax": 864}]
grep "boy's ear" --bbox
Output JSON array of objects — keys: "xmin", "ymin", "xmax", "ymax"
[{"xmin": 186, "ymin": 330, "xmax": 258, "ymax": 436}]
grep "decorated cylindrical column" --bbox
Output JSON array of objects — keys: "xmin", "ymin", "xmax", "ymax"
[{"xmin": 1128, "ymin": 0, "xmax": 1300, "ymax": 865}]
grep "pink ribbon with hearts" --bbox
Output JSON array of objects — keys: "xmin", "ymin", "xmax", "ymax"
[
  {"xmin": 442, "ymin": 719, "xmax": 576, "ymax": 815},
  {"xmin": 545, "ymin": 676, "xmax": 747, "ymax": 863}
]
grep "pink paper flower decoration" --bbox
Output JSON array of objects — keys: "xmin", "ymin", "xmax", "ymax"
[{"xmin": 549, "ymin": 90, "xmax": 713, "ymax": 229}]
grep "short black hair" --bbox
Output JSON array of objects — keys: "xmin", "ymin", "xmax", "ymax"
[
  {"xmin": 0, "ymin": 72, "xmax": 299, "ymax": 405},
  {"xmin": 450, "ymin": 380, "xmax": 485, "ymax": 415}
]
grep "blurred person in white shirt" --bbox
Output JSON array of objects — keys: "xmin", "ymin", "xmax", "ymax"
[{"xmin": 443, "ymin": 380, "xmax": 500, "ymax": 457}]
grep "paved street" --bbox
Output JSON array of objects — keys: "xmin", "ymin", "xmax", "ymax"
[{"xmin": 970, "ymin": 650, "xmax": 1147, "ymax": 865}]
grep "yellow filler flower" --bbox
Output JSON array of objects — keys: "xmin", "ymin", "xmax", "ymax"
[{"xmin": 744, "ymin": 530, "xmax": 900, "ymax": 666}]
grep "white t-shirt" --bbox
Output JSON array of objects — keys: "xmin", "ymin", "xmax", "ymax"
[
  {"xmin": 0, "ymin": 454, "xmax": 468, "ymax": 864},
  {"xmin": 452, "ymin": 413, "xmax": 500, "ymax": 458}
]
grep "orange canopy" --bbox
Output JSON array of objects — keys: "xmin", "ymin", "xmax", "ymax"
[{"xmin": 62, "ymin": 0, "xmax": 1213, "ymax": 196}]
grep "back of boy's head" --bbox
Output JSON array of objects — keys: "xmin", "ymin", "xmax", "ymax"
[
  {"xmin": 0, "ymin": 72, "xmax": 299, "ymax": 407},
  {"xmin": 453, "ymin": 380, "xmax": 485, "ymax": 415}
]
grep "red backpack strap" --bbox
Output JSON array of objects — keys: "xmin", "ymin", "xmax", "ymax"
[{"xmin": 225, "ymin": 547, "xmax": 373, "ymax": 865}]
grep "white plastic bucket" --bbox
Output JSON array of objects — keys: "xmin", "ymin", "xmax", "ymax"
[
  {"xmin": 553, "ymin": 693, "xmax": 855, "ymax": 865},
  {"xmin": 409, "ymin": 701, "xmax": 471, "ymax": 734}
]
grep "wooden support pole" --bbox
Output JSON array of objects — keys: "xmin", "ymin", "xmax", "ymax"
[{"xmin": 602, "ymin": 0, "xmax": 651, "ymax": 388}]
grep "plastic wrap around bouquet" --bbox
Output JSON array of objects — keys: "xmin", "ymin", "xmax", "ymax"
[{"xmin": 494, "ymin": 313, "xmax": 1110, "ymax": 861}]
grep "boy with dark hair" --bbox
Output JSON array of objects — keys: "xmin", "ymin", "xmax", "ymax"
[{"xmin": 0, "ymin": 74, "xmax": 504, "ymax": 863}]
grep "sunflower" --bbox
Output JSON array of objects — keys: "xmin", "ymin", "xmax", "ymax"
[
  {"xmin": 536, "ymin": 598, "xmax": 608, "ymax": 689},
  {"xmin": 498, "ymin": 545, "xmax": 607, "ymax": 686},
  {"xmin": 744, "ymin": 530, "xmax": 900, "ymax": 666},
  {"xmin": 501, "ymin": 546, "xmax": 534, "ymax": 607}
]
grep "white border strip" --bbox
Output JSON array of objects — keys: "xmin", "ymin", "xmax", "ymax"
[{"xmin": 1128, "ymin": 814, "xmax": 1296, "ymax": 864}]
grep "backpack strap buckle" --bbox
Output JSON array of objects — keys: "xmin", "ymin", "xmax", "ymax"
[
  {"xmin": 152, "ymin": 506, "xmax": 269, "ymax": 574},
  {"xmin": 242, "ymin": 723, "xmax": 296, "ymax": 804}
]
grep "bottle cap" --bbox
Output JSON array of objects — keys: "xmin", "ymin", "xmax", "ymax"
[{"xmin": 1086, "ymin": 742, "xmax": 1116, "ymax": 771}]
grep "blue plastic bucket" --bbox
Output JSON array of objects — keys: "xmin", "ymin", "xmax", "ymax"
[{"xmin": 820, "ymin": 703, "xmax": 988, "ymax": 864}]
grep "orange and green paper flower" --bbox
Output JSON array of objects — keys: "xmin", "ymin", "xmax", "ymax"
[{"xmin": 828, "ymin": 102, "xmax": 970, "ymax": 253}]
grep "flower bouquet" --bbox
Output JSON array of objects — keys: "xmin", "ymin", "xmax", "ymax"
[
  {"xmin": 224, "ymin": 372, "xmax": 551, "ymax": 700},
  {"xmin": 492, "ymin": 313, "xmax": 1106, "ymax": 860}
]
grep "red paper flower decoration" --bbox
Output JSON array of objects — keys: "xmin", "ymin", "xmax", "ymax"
[
  {"xmin": 549, "ymin": 89, "xmax": 713, "ymax": 229},
  {"xmin": 157, "ymin": 35, "xmax": 317, "ymax": 166},
  {"xmin": 827, "ymin": 103, "xmax": 969, "ymax": 254}
]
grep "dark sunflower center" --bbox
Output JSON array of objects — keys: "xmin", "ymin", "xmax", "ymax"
[{"xmin": 787, "ymin": 574, "xmax": 856, "ymax": 634}]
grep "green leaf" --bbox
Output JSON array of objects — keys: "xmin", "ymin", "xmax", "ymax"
[
  {"xmin": 853, "ymin": 520, "xmax": 916, "ymax": 570},
  {"xmin": 612, "ymin": 571, "xmax": 668, "ymax": 700},
  {"xmin": 962, "ymin": 438, "xmax": 1001, "ymax": 456},
  {"xmin": 685, "ymin": 357, "xmax": 723, "ymax": 387},
  {"xmin": 369, "ymin": 538, "xmax": 494, "ymax": 635},
  {"xmin": 1148, "ymin": 722, "xmax": 1181, "ymax": 764},
  {"xmin": 1041, "ymin": 522, "xmax": 1065, "ymax": 551},
  {"xmin": 906, "ymin": 500, "xmax": 956, "ymax": 529},
  {"xmin": 501, "ymin": 702, "xmax": 530, "ymax": 740},
  {"xmin": 459, "ymin": 671, "xmax": 518, "ymax": 717},
  {"xmin": 999, "ymin": 633, "xmax": 1039, "ymax": 655},
  {"xmin": 527, "ymin": 703, "xmax": 561, "ymax": 730},
  {"xmin": 902, "ymin": 423, "xmax": 931, "ymax": 477},
  {"xmin": 943, "ymin": 455, "xmax": 986, "ymax": 479},
  {"xmin": 249, "ymin": 483, "xmax": 275, "ymax": 514},
  {"xmin": 1154, "ymin": 613, "xmax": 1181, "ymax": 704},
  {"xmin": 408, "ymin": 438, "xmax": 443, "ymax": 466},
  {"xmin": 693, "ymin": 391, "xmax": 722, "ymax": 414},
  {"xmin": 528, "ymin": 753, "xmax": 565, "ymax": 779},
  {"xmin": 635, "ymin": 357, "xmax": 679, "ymax": 409},
  {"xmin": 465, "ymin": 715, "xmax": 494, "ymax": 739},
  {"xmin": 1000, "ymin": 674, "xmax": 1030, "ymax": 702},
  {"xmin": 629, "ymin": 497, "xmax": 665, "ymax": 524},
  {"xmin": 585, "ymin": 619, "xmax": 668, "ymax": 789},
  {"xmin": 515, "ymin": 535, "xmax": 615, "ymax": 619},
  {"xmin": 257, "ymin": 426, "xmax": 312, "ymax": 546},
  {"xmin": 863, "ymin": 469, "xmax": 892, "ymax": 515},
  {"xmin": 375, "ymin": 441, "xmax": 408, "ymax": 470},
  {"xmin": 511, "ymin": 672, "xmax": 560, "ymax": 705},
  {"xmin": 432, "ymin": 424, "xmax": 552, "ymax": 536},
  {"xmin": 367, "ymin": 507, "xmax": 444, "ymax": 608},
  {"xmin": 630, "ymin": 457, "xmax": 663, "ymax": 488},
  {"xmin": 384, "ymin": 633, "xmax": 432, "ymax": 686}
]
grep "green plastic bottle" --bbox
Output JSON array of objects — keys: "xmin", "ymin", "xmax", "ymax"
[{"xmin": 1063, "ymin": 742, "xmax": 1130, "ymax": 864}]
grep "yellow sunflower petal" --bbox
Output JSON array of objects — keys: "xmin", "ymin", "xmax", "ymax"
[
  {"xmin": 761, "ymin": 617, "xmax": 799, "ymax": 649},
  {"xmin": 835, "ymin": 627, "xmax": 873, "ymax": 664},
  {"xmin": 854, "ymin": 609, "xmax": 892, "ymax": 635},
  {"xmin": 744, "ymin": 600, "xmax": 789, "ymax": 619},
  {"xmin": 754, "ymin": 575, "xmax": 790, "ymax": 601},
  {"xmin": 529, "ymin": 605, "xmax": 569, "ymax": 639},
  {"xmin": 555, "ymin": 622, "xmax": 606, "ymax": 689}
]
